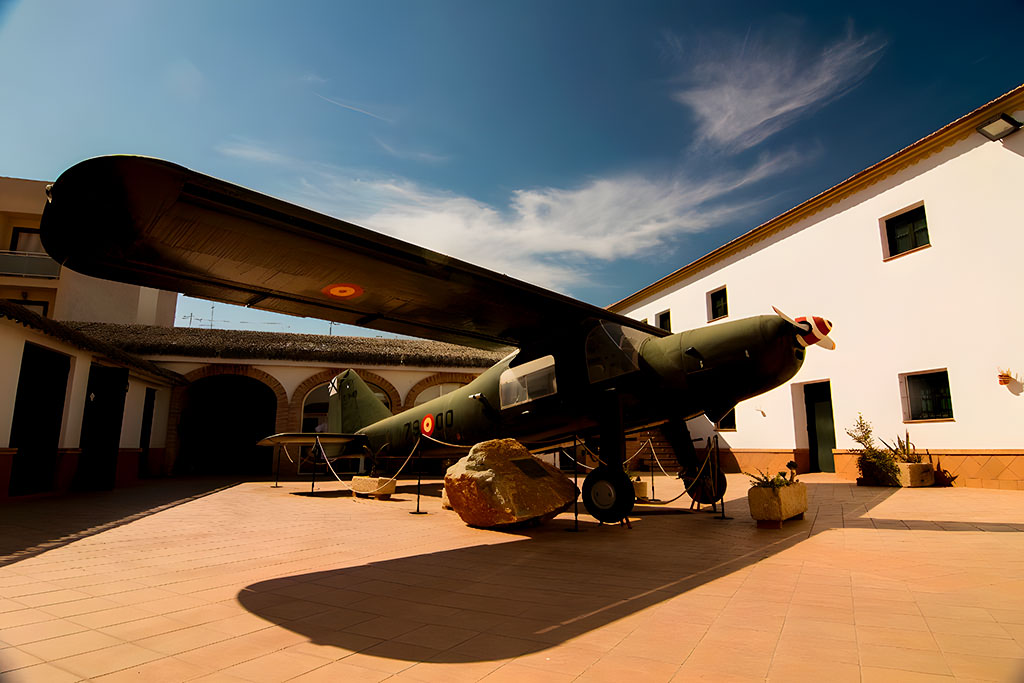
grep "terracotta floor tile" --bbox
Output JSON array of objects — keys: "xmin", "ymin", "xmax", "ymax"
[
  {"xmin": 51, "ymin": 642, "xmax": 164, "ymax": 678},
  {"xmin": 90, "ymin": 655, "xmax": 208, "ymax": 682},
  {"xmin": 766, "ymin": 656, "xmax": 861, "ymax": 683},
  {"xmin": 859, "ymin": 666, "xmax": 955, "ymax": 682},
  {"xmin": 18, "ymin": 629, "xmax": 121, "ymax": 660},
  {"xmin": 0, "ymin": 618, "xmax": 87, "ymax": 646},
  {"xmin": 479, "ymin": 662, "xmax": 576, "ymax": 682},
  {"xmin": 0, "ymin": 661, "xmax": 84, "ymax": 682},
  {"xmin": 858, "ymin": 643, "xmax": 951, "ymax": 676},
  {"xmin": 932, "ymin": 631, "xmax": 1024, "ymax": 658},
  {"xmin": 942, "ymin": 652, "xmax": 1024, "ymax": 681},
  {"xmin": 0, "ymin": 646, "xmax": 43, "ymax": 673},
  {"xmin": 222, "ymin": 649, "xmax": 331, "ymax": 682},
  {"xmin": 288, "ymin": 659, "xmax": 392, "ymax": 681},
  {"xmin": 856, "ymin": 625, "xmax": 939, "ymax": 651}
]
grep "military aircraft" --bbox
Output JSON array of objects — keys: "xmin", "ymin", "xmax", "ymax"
[{"xmin": 39, "ymin": 156, "xmax": 835, "ymax": 523}]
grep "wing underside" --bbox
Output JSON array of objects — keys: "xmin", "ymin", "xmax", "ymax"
[{"xmin": 40, "ymin": 156, "xmax": 668, "ymax": 350}]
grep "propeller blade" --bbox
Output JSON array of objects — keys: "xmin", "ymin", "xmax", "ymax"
[{"xmin": 772, "ymin": 305, "xmax": 811, "ymax": 332}]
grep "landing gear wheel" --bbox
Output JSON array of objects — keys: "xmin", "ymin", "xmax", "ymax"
[{"xmin": 582, "ymin": 466, "xmax": 635, "ymax": 523}]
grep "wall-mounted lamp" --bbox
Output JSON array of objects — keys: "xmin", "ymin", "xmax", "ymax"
[{"xmin": 976, "ymin": 113, "xmax": 1022, "ymax": 141}]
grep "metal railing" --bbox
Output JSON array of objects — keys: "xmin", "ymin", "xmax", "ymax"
[{"xmin": 0, "ymin": 250, "xmax": 61, "ymax": 278}]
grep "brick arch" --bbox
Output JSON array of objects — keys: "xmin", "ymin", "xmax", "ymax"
[
  {"xmin": 163, "ymin": 364, "xmax": 290, "ymax": 474},
  {"xmin": 405, "ymin": 372, "xmax": 480, "ymax": 407},
  {"xmin": 288, "ymin": 368, "xmax": 402, "ymax": 429}
]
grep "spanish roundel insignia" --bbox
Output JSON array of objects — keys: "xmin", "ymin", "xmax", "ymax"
[
  {"xmin": 321, "ymin": 283, "xmax": 365, "ymax": 300},
  {"xmin": 420, "ymin": 414, "xmax": 435, "ymax": 436}
]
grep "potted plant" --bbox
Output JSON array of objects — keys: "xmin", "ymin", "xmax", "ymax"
[
  {"xmin": 879, "ymin": 431, "xmax": 934, "ymax": 487},
  {"xmin": 998, "ymin": 367, "xmax": 1014, "ymax": 386},
  {"xmin": 846, "ymin": 414, "xmax": 900, "ymax": 486},
  {"xmin": 745, "ymin": 461, "xmax": 807, "ymax": 529}
]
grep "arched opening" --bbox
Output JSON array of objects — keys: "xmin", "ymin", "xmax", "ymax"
[
  {"xmin": 176, "ymin": 375, "xmax": 276, "ymax": 475},
  {"xmin": 301, "ymin": 380, "xmax": 392, "ymax": 432}
]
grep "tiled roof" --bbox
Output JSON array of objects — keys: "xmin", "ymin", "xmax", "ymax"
[
  {"xmin": 0, "ymin": 301, "xmax": 184, "ymax": 384},
  {"xmin": 63, "ymin": 322, "xmax": 509, "ymax": 367}
]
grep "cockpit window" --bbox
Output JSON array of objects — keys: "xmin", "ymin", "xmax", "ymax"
[
  {"xmin": 499, "ymin": 355, "xmax": 557, "ymax": 409},
  {"xmin": 586, "ymin": 321, "xmax": 651, "ymax": 383}
]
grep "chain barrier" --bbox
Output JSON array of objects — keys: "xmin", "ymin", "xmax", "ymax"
[{"xmin": 314, "ymin": 435, "xmax": 420, "ymax": 495}]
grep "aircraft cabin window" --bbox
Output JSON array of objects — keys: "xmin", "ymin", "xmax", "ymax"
[
  {"xmin": 499, "ymin": 355, "xmax": 557, "ymax": 409},
  {"xmin": 586, "ymin": 321, "xmax": 652, "ymax": 383}
]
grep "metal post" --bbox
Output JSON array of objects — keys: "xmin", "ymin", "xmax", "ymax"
[
  {"xmin": 410, "ymin": 446, "xmax": 426, "ymax": 515},
  {"xmin": 272, "ymin": 445, "xmax": 282, "ymax": 488},
  {"xmin": 310, "ymin": 440, "xmax": 318, "ymax": 495},
  {"xmin": 567, "ymin": 436, "xmax": 581, "ymax": 532},
  {"xmin": 714, "ymin": 434, "xmax": 732, "ymax": 520}
]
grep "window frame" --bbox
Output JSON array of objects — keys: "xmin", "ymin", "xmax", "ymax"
[
  {"xmin": 654, "ymin": 310, "xmax": 671, "ymax": 332},
  {"xmin": 707, "ymin": 286, "xmax": 728, "ymax": 322},
  {"xmin": 9, "ymin": 227, "xmax": 44, "ymax": 253},
  {"xmin": 880, "ymin": 202, "xmax": 931, "ymax": 261},
  {"xmin": 898, "ymin": 368, "xmax": 954, "ymax": 423},
  {"xmin": 714, "ymin": 408, "xmax": 737, "ymax": 432}
]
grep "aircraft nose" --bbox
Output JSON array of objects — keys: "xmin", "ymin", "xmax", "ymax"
[{"xmin": 772, "ymin": 306, "xmax": 836, "ymax": 350}]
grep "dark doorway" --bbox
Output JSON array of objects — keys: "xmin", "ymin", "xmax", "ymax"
[
  {"xmin": 9, "ymin": 343, "xmax": 71, "ymax": 496},
  {"xmin": 138, "ymin": 387, "xmax": 157, "ymax": 478},
  {"xmin": 75, "ymin": 364, "xmax": 129, "ymax": 491},
  {"xmin": 804, "ymin": 381, "xmax": 836, "ymax": 472},
  {"xmin": 177, "ymin": 375, "xmax": 276, "ymax": 476}
]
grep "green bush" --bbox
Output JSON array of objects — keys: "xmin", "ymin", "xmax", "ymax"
[{"xmin": 845, "ymin": 414, "xmax": 900, "ymax": 486}]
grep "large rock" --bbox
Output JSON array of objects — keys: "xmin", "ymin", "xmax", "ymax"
[{"xmin": 444, "ymin": 439, "xmax": 579, "ymax": 528}]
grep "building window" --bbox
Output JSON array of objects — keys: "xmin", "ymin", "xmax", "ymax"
[
  {"xmin": 9, "ymin": 227, "xmax": 45, "ymax": 253},
  {"xmin": 884, "ymin": 205, "xmax": 930, "ymax": 258},
  {"xmin": 655, "ymin": 310, "xmax": 671, "ymax": 332},
  {"xmin": 900, "ymin": 369, "xmax": 953, "ymax": 421},
  {"xmin": 715, "ymin": 409, "xmax": 736, "ymax": 431},
  {"xmin": 707, "ymin": 287, "xmax": 728, "ymax": 321}
]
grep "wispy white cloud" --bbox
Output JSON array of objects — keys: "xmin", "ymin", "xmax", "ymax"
[
  {"xmin": 216, "ymin": 138, "xmax": 296, "ymax": 165},
  {"xmin": 300, "ymin": 73, "xmax": 327, "ymax": 85},
  {"xmin": 313, "ymin": 92, "xmax": 391, "ymax": 123},
  {"xmin": 216, "ymin": 139, "xmax": 805, "ymax": 292},
  {"xmin": 670, "ymin": 26, "xmax": 885, "ymax": 152},
  {"xmin": 373, "ymin": 136, "xmax": 450, "ymax": 164}
]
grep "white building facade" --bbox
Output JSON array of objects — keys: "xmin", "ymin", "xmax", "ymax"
[{"xmin": 611, "ymin": 85, "xmax": 1024, "ymax": 488}]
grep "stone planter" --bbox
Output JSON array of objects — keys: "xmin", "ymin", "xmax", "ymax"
[
  {"xmin": 350, "ymin": 476, "xmax": 396, "ymax": 499},
  {"xmin": 747, "ymin": 482, "xmax": 807, "ymax": 529},
  {"xmin": 897, "ymin": 462, "xmax": 934, "ymax": 487},
  {"xmin": 632, "ymin": 479, "xmax": 649, "ymax": 500}
]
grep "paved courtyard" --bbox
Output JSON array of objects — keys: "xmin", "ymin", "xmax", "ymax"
[{"xmin": 1, "ymin": 473, "xmax": 1023, "ymax": 682}]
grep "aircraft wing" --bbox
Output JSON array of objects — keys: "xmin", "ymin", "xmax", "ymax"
[{"xmin": 40, "ymin": 156, "xmax": 669, "ymax": 350}]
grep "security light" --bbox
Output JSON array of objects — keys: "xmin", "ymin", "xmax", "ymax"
[{"xmin": 976, "ymin": 113, "xmax": 1022, "ymax": 141}]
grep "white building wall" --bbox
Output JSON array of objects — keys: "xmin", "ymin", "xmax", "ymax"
[
  {"xmin": 0, "ymin": 321, "xmax": 26, "ymax": 447},
  {"xmin": 120, "ymin": 380, "xmax": 147, "ymax": 448},
  {"xmin": 622, "ymin": 120, "xmax": 1024, "ymax": 453}
]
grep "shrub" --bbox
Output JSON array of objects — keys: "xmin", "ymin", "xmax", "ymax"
[
  {"xmin": 878, "ymin": 431, "xmax": 923, "ymax": 463},
  {"xmin": 845, "ymin": 413, "xmax": 899, "ymax": 486}
]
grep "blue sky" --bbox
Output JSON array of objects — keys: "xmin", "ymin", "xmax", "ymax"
[{"xmin": 1, "ymin": 1, "xmax": 1021, "ymax": 335}]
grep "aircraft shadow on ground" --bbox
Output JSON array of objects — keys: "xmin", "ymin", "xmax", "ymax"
[
  {"xmin": 235, "ymin": 480, "xmax": 1023, "ymax": 663},
  {"xmin": 0, "ymin": 477, "xmax": 240, "ymax": 567}
]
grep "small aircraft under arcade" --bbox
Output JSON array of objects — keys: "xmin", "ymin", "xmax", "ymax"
[{"xmin": 39, "ymin": 156, "xmax": 835, "ymax": 524}]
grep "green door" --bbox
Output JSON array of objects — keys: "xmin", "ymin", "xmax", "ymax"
[{"xmin": 804, "ymin": 382, "xmax": 836, "ymax": 472}]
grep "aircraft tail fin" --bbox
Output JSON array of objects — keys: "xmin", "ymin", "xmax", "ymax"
[{"xmin": 328, "ymin": 370, "xmax": 393, "ymax": 433}]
